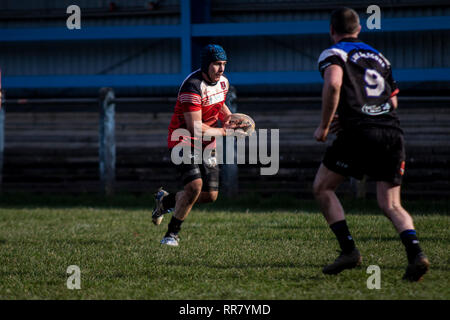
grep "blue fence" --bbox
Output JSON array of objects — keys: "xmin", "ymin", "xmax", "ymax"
[{"xmin": 1, "ymin": 1, "xmax": 449, "ymax": 89}]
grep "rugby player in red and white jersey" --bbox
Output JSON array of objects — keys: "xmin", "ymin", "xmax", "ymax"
[{"xmin": 152, "ymin": 44, "xmax": 235, "ymax": 246}]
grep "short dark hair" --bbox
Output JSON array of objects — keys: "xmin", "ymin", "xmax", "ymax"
[{"xmin": 330, "ymin": 7, "xmax": 360, "ymax": 35}]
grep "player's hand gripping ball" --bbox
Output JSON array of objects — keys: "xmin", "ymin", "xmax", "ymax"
[{"xmin": 223, "ymin": 113, "xmax": 256, "ymax": 137}]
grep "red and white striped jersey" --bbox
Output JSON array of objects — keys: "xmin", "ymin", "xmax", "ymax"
[{"xmin": 168, "ymin": 69, "xmax": 229, "ymax": 148}]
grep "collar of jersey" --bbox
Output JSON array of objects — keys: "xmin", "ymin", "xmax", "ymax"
[{"xmin": 338, "ymin": 37, "xmax": 360, "ymax": 43}]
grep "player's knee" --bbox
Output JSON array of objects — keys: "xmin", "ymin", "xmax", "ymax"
[
  {"xmin": 204, "ymin": 191, "xmax": 218, "ymax": 203},
  {"xmin": 184, "ymin": 179, "xmax": 203, "ymax": 202},
  {"xmin": 313, "ymin": 179, "xmax": 329, "ymax": 198},
  {"xmin": 378, "ymin": 201, "xmax": 402, "ymax": 215}
]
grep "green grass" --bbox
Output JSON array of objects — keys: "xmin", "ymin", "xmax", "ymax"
[{"xmin": 0, "ymin": 193, "xmax": 448, "ymax": 300}]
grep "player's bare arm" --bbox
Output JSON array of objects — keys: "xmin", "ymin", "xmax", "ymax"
[
  {"xmin": 183, "ymin": 110, "xmax": 227, "ymax": 137},
  {"xmin": 314, "ymin": 64, "xmax": 343, "ymax": 142},
  {"xmin": 390, "ymin": 95, "xmax": 398, "ymax": 109},
  {"xmin": 220, "ymin": 103, "xmax": 232, "ymax": 121}
]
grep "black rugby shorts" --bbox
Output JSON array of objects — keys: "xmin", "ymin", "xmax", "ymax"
[
  {"xmin": 169, "ymin": 148, "xmax": 219, "ymax": 191},
  {"xmin": 323, "ymin": 127, "xmax": 405, "ymax": 185}
]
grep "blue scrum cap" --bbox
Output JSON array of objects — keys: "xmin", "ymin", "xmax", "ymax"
[{"xmin": 200, "ymin": 44, "xmax": 227, "ymax": 73}]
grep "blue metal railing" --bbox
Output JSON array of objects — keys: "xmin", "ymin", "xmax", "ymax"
[
  {"xmin": 1, "ymin": 17, "xmax": 449, "ymax": 42},
  {"xmin": 3, "ymin": 68, "xmax": 450, "ymax": 89},
  {"xmin": 0, "ymin": 0, "xmax": 449, "ymax": 89}
]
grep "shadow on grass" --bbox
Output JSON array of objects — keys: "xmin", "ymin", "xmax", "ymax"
[
  {"xmin": 367, "ymin": 264, "xmax": 450, "ymax": 272},
  {"xmin": 170, "ymin": 260, "xmax": 325, "ymax": 271},
  {"xmin": 261, "ymin": 225, "xmax": 327, "ymax": 231},
  {"xmin": 356, "ymin": 236, "xmax": 448, "ymax": 242},
  {"xmin": 0, "ymin": 192, "xmax": 448, "ymax": 215},
  {"xmin": 1, "ymin": 238, "xmax": 134, "ymax": 246}
]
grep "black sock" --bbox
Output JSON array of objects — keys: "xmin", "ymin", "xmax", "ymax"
[
  {"xmin": 165, "ymin": 216, "xmax": 183, "ymax": 237},
  {"xmin": 400, "ymin": 229, "xmax": 422, "ymax": 264},
  {"xmin": 330, "ymin": 220, "xmax": 356, "ymax": 254},
  {"xmin": 162, "ymin": 193, "xmax": 176, "ymax": 210}
]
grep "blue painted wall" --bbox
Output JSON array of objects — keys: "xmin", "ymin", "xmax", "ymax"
[{"xmin": 0, "ymin": 0, "xmax": 449, "ymax": 96}]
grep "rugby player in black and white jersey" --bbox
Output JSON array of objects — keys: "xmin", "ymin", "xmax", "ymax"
[{"xmin": 312, "ymin": 8, "xmax": 429, "ymax": 281}]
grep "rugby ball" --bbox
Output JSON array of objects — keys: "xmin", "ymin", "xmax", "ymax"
[{"xmin": 224, "ymin": 113, "xmax": 256, "ymax": 136}]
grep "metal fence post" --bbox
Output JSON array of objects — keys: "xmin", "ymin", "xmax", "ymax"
[
  {"xmin": 99, "ymin": 87, "xmax": 116, "ymax": 196},
  {"xmin": 220, "ymin": 86, "xmax": 239, "ymax": 198}
]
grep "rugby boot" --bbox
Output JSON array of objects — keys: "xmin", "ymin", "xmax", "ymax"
[
  {"xmin": 160, "ymin": 233, "xmax": 180, "ymax": 247},
  {"xmin": 152, "ymin": 187, "xmax": 172, "ymax": 225},
  {"xmin": 323, "ymin": 248, "xmax": 362, "ymax": 275},
  {"xmin": 402, "ymin": 252, "xmax": 430, "ymax": 282}
]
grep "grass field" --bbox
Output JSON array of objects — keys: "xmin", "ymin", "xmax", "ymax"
[{"xmin": 0, "ymin": 193, "xmax": 448, "ymax": 300}]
